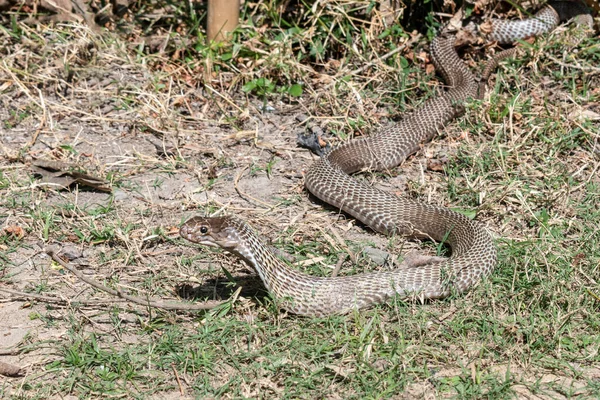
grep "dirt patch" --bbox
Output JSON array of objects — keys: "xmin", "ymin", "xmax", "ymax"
[{"xmin": 1, "ymin": 4, "xmax": 599, "ymax": 398}]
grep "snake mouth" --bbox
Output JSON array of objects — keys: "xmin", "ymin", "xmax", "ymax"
[
  {"xmin": 180, "ymin": 232, "xmax": 220, "ymax": 248},
  {"xmin": 200, "ymin": 241, "xmax": 220, "ymax": 248},
  {"xmin": 179, "ymin": 225, "xmax": 211, "ymax": 245},
  {"xmin": 179, "ymin": 227, "xmax": 226, "ymax": 249}
]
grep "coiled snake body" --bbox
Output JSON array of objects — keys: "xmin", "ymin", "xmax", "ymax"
[{"xmin": 181, "ymin": 2, "xmax": 595, "ymax": 317}]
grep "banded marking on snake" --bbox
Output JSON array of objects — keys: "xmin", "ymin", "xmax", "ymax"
[{"xmin": 181, "ymin": 2, "xmax": 595, "ymax": 317}]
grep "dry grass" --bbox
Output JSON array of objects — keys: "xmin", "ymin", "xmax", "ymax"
[{"xmin": 1, "ymin": 1, "xmax": 599, "ymax": 398}]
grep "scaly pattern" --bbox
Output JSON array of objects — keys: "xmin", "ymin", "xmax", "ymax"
[
  {"xmin": 181, "ymin": 2, "xmax": 593, "ymax": 317},
  {"xmin": 471, "ymin": 1, "xmax": 594, "ymax": 44}
]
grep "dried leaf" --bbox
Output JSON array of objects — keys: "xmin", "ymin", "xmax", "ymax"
[
  {"xmin": 31, "ymin": 159, "xmax": 111, "ymax": 192},
  {"xmin": 41, "ymin": 0, "xmax": 72, "ymax": 14},
  {"xmin": 3, "ymin": 225, "xmax": 25, "ymax": 238},
  {"xmin": 568, "ymin": 108, "xmax": 600, "ymax": 121}
]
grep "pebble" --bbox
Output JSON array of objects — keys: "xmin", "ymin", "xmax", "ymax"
[{"xmin": 362, "ymin": 246, "xmax": 390, "ymax": 266}]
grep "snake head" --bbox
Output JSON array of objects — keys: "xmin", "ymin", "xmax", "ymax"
[{"xmin": 180, "ymin": 216, "xmax": 239, "ymax": 250}]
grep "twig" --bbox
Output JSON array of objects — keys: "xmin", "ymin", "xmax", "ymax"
[
  {"xmin": 171, "ymin": 363, "xmax": 185, "ymax": 396},
  {"xmin": 45, "ymin": 246, "xmax": 225, "ymax": 311},
  {"xmin": 0, "ymin": 287, "xmax": 128, "ymax": 306},
  {"xmin": 587, "ymin": 289, "xmax": 600, "ymax": 302},
  {"xmin": 331, "ymin": 254, "xmax": 347, "ymax": 278},
  {"xmin": 326, "ymin": 224, "xmax": 357, "ymax": 263},
  {"xmin": 204, "ymin": 84, "xmax": 245, "ymax": 114},
  {"xmin": 27, "ymin": 88, "xmax": 47, "ymax": 148},
  {"xmin": 547, "ymin": 55, "xmax": 600, "ymax": 74},
  {"xmin": 234, "ymin": 166, "xmax": 275, "ymax": 209}
]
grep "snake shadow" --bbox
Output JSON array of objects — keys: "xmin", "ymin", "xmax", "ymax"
[{"xmin": 175, "ymin": 274, "xmax": 271, "ymax": 304}]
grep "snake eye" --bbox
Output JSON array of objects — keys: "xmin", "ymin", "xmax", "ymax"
[{"xmin": 200, "ymin": 225, "xmax": 209, "ymax": 234}]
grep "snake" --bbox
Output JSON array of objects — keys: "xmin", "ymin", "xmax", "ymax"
[{"xmin": 180, "ymin": 1, "xmax": 595, "ymax": 317}]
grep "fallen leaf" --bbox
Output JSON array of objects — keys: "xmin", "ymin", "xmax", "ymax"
[
  {"xmin": 31, "ymin": 159, "xmax": 111, "ymax": 192},
  {"xmin": 3, "ymin": 225, "xmax": 25, "ymax": 239}
]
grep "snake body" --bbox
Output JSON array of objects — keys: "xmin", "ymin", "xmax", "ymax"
[
  {"xmin": 473, "ymin": 1, "xmax": 594, "ymax": 43},
  {"xmin": 181, "ymin": 2, "xmax": 594, "ymax": 317}
]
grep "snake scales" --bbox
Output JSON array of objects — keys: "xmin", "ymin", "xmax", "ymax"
[{"xmin": 181, "ymin": 2, "xmax": 595, "ymax": 317}]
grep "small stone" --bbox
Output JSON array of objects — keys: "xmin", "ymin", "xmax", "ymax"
[
  {"xmin": 362, "ymin": 247, "xmax": 389, "ymax": 266},
  {"xmin": 113, "ymin": 189, "xmax": 129, "ymax": 201},
  {"xmin": 61, "ymin": 245, "xmax": 83, "ymax": 261}
]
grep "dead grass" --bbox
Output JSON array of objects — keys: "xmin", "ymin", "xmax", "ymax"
[{"xmin": 1, "ymin": 1, "xmax": 599, "ymax": 399}]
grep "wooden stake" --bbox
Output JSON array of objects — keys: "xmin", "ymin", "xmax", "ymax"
[{"xmin": 207, "ymin": 0, "xmax": 240, "ymax": 43}]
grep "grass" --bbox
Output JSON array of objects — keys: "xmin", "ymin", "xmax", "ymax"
[{"xmin": 1, "ymin": 0, "xmax": 599, "ymax": 399}]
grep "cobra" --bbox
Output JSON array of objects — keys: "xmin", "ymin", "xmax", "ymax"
[{"xmin": 181, "ymin": 1, "xmax": 595, "ymax": 317}]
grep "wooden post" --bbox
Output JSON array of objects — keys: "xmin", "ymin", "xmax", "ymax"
[{"xmin": 207, "ymin": 0, "xmax": 240, "ymax": 43}]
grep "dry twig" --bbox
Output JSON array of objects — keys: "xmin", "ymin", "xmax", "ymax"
[{"xmin": 45, "ymin": 246, "xmax": 225, "ymax": 311}]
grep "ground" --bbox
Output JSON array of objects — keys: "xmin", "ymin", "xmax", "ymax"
[{"xmin": 0, "ymin": 1, "xmax": 599, "ymax": 399}]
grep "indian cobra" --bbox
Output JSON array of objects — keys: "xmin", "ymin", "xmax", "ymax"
[{"xmin": 181, "ymin": 1, "xmax": 596, "ymax": 317}]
